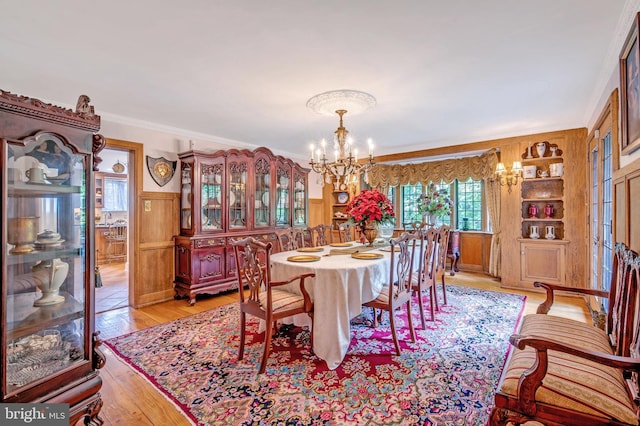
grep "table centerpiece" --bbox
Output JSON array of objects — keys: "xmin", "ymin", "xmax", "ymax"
[{"xmin": 345, "ymin": 189, "xmax": 395, "ymax": 246}]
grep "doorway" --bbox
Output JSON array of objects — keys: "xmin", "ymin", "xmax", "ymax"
[{"xmin": 95, "ymin": 147, "xmax": 131, "ymax": 312}]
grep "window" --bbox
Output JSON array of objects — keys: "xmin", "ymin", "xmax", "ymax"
[
  {"xmin": 103, "ymin": 176, "xmax": 128, "ymax": 211},
  {"xmin": 401, "ymin": 184, "xmax": 422, "ymax": 224},
  {"xmin": 456, "ymin": 179, "xmax": 483, "ymax": 231},
  {"xmin": 390, "ymin": 179, "xmax": 484, "ymax": 231}
]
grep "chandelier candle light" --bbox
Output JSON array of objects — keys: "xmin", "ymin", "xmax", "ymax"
[{"xmin": 307, "ymin": 90, "xmax": 376, "ymax": 190}]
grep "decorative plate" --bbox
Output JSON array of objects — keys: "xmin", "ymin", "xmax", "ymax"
[
  {"xmin": 297, "ymin": 247, "xmax": 323, "ymax": 252},
  {"xmin": 330, "ymin": 242, "xmax": 352, "ymax": 247},
  {"xmin": 112, "ymin": 160, "xmax": 125, "ymax": 173},
  {"xmin": 351, "ymin": 252, "xmax": 384, "ymax": 260},
  {"xmin": 337, "ymin": 192, "xmax": 349, "ymax": 204},
  {"xmin": 287, "ymin": 255, "xmax": 321, "ymax": 262}
]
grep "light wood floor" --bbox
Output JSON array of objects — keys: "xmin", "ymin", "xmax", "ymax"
[{"xmin": 91, "ymin": 272, "xmax": 590, "ymax": 426}]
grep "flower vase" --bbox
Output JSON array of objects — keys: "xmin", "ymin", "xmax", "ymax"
[
  {"xmin": 424, "ymin": 213, "xmax": 437, "ymax": 225},
  {"xmin": 360, "ymin": 221, "xmax": 379, "ymax": 246}
]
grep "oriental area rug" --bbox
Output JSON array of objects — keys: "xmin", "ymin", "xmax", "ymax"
[{"xmin": 104, "ymin": 286, "xmax": 525, "ymax": 425}]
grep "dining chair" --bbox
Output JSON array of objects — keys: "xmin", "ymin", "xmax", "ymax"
[
  {"xmin": 362, "ymin": 232, "xmax": 417, "ymax": 355},
  {"xmin": 308, "ymin": 224, "xmax": 332, "ymax": 246},
  {"xmin": 434, "ymin": 225, "xmax": 451, "ymax": 307},
  {"xmin": 275, "ymin": 228, "xmax": 298, "ymax": 252},
  {"xmin": 338, "ymin": 222, "xmax": 356, "ymax": 242},
  {"xmin": 232, "ymin": 236, "xmax": 315, "ymax": 374},
  {"xmin": 403, "ymin": 221, "xmax": 427, "ymax": 234},
  {"xmin": 411, "ymin": 227, "xmax": 439, "ymax": 328}
]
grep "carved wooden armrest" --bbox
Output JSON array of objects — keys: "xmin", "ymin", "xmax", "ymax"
[
  {"xmin": 271, "ymin": 272, "xmax": 316, "ymax": 313},
  {"xmin": 533, "ymin": 281, "xmax": 609, "ymax": 314},
  {"xmin": 509, "ymin": 333, "xmax": 640, "ymax": 416}
]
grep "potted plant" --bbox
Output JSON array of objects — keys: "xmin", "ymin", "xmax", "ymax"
[{"xmin": 345, "ymin": 189, "xmax": 395, "ymax": 246}]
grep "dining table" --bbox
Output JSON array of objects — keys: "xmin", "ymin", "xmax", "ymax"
[{"xmin": 269, "ymin": 243, "xmax": 394, "ymax": 370}]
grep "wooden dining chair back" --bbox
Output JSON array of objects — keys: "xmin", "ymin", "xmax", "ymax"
[
  {"xmin": 338, "ymin": 222, "xmax": 356, "ymax": 242},
  {"xmin": 363, "ymin": 232, "xmax": 417, "ymax": 355},
  {"xmin": 308, "ymin": 224, "xmax": 332, "ymax": 246},
  {"xmin": 411, "ymin": 227, "xmax": 439, "ymax": 328},
  {"xmin": 232, "ymin": 236, "xmax": 315, "ymax": 374},
  {"xmin": 403, "ymin": 221, "xmax": 427, "ymax": 234},
  {"xmin": 275, "ymin": 228, "xmax": 298, "ymax": 252},
  {"xmin": 435, "ymin": 225, "xmax": 451, "ymax": 306}
]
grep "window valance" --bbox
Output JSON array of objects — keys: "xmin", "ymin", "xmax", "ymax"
[{"xmin": 368, "ymin": 149, "xmax": 499, "ymax": 189}]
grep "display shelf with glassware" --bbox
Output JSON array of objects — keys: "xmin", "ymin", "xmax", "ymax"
[
  {"xmin": 1, "ymin": 90, "xmax": 106, "ymax": 424},
  {"xmin": 518, "ymin": 140, "xmax": 568, "ymax": 285},
  {"xmin": 174, "ymin": 147, "xmax": 308, "ymax": 305}
]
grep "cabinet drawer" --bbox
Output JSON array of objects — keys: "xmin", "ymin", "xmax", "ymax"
[{"xmin": 194, "ymin": 237, "xmax": 226, "ymax": 249}]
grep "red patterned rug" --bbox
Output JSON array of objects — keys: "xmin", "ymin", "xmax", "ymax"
[{"xmin": 104, "ymin": 286, "xmax": 525, "ymax": 425}]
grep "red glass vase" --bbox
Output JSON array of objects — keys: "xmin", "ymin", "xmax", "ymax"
[
  {"xmin": 528, "ymin": 204, "xmax": 539, "ymax": 218},
  {"xmin": 544, "ymin": 204, "xmax": 554, "ymax": 218}
]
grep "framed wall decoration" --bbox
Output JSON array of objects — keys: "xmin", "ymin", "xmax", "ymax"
[
  {"xmin": 146, "ymin": 155, "xmax": 177, "ymax": 187},
  {"xmin": 620, "ymin": 12, "xmax": 640, "ymax": 155}
]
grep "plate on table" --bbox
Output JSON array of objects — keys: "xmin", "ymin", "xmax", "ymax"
[
  {"xmin": 378, "ymin": 246, "xmax": 395, "ymax": 252},
  {"xmin": 297, "ymin": 247, "xmax": 323, "ymax": 252},
  {"xmin": 287, "ymin": 255, "xmax": 321, "ymax": 262},
  {"xmin": 330, "ymin": 242, "xmax": 352, "ymax": 247},
  {"xmin": 351, "ymin": 252, "xmax": 384, "ymax": 260}
]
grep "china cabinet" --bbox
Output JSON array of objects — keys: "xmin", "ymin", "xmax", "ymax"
[
  {"xmin": 174, "ymin": 147, "xmax": 308, "ymax": 305},
  {"xmin": 1, "ymin": 90, "xmax": 106, "ymax": 424},
  {"xmin": 518, "ymin": 141, "xmax": 568, "ymax": 285}
]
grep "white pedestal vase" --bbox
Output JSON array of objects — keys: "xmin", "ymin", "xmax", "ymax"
[{"xmin": 31, "ymin": 258, "xmax": 68, "ymax": 306}]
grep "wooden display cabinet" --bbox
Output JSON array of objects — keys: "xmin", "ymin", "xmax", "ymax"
[
  {"xmin": 518, "ymin": 141, "xmax": 567, "ymax": 285},
  {"xmin": 174, "ymin": 147, "xmax": 308, "ymax": 305},
  {"xmin": 1, "ymin": 90, "xmax": 106, "ymax": 424}
]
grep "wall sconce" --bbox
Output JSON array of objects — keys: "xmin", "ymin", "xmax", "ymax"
[{"xmin": 494, "ymin": 161, "xmax": 523, "ymax": 193}]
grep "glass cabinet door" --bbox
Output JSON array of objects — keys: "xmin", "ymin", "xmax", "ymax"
[
  {"xmin": 180, "ymin": 163, "xmax": 193, "ymax": 230},
  {"xmin": 293, "ymin": 171, "xmax": 307, "ymax": 226},
  {"xmin": 254, "ymin": 157, "xmax": 271, "ymax": 228},
  {"xmin": 228, "ymin": 158, "xmax": 248, "ymax": 230},
  {"xmin": 201, "ymin": 163, "xmax": 223, "ymax": 231},
  {"xmin": 4, "ymin": 132, "xmax": 88, "ymax": 395},
  {"xmin": 275, "ymin": 166, "xmax": 290, "ymax": 227}
]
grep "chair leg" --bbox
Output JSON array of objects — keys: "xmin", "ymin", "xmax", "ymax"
[
  {"xmin": 429, "ymin": 286, "xmax": 435, "ymax": 321},
  {"xmin": 238, "ymin": 312, "xmax": 246, "ymax": 361},
  {"xmin": 406, "ymin": 300, "xmax": 416, "ymax": 342},
  {"xmin": 308, "ymin": 313, "xmax": 315, "ymax": 354},
  {"xmin": 389, "ymin": 309, "xmax": 401, "ymax": 356},
  {"xmin": 440, "ymin": 276, "xmax": 447, "ymax": 305},
  {"xmin": 259, "ymin": 320, "xmax": 273, "ymax": 374},
  {"xmin": 416, "ymin": 289, "xmax": 426, "ymax": 329}
]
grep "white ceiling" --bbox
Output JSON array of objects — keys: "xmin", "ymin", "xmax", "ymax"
[{"xmin": 0, "ymin": 1, "xmax": 632, "ymax": 158}]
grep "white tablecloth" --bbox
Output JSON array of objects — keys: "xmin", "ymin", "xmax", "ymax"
[{"xmin": 270, "ymin": 245, "xmax": 391, "ymax": 370}]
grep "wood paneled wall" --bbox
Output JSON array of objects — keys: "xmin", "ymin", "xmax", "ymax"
[{"xmin": 614, "ymin": 155, "xmax": 640, "ymax": 252}]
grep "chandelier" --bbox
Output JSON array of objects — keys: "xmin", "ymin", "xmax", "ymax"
[{"xmin": 307, "ymin": 90, "xmax": 376, "ymax": 190}]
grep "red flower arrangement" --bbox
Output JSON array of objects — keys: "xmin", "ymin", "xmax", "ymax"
[{"xmin": 345, "ymin": 189, "xmax": 395, "ymax": 227}]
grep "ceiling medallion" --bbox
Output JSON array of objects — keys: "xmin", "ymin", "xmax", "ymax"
[{"xmin": 306, "ymin": 90, "xmax": 376, "ymax": 117}]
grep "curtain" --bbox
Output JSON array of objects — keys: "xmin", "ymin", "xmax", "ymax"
[{"xmin": 368, "ymin": 149, "xmax": 502, "ymax": 277}]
